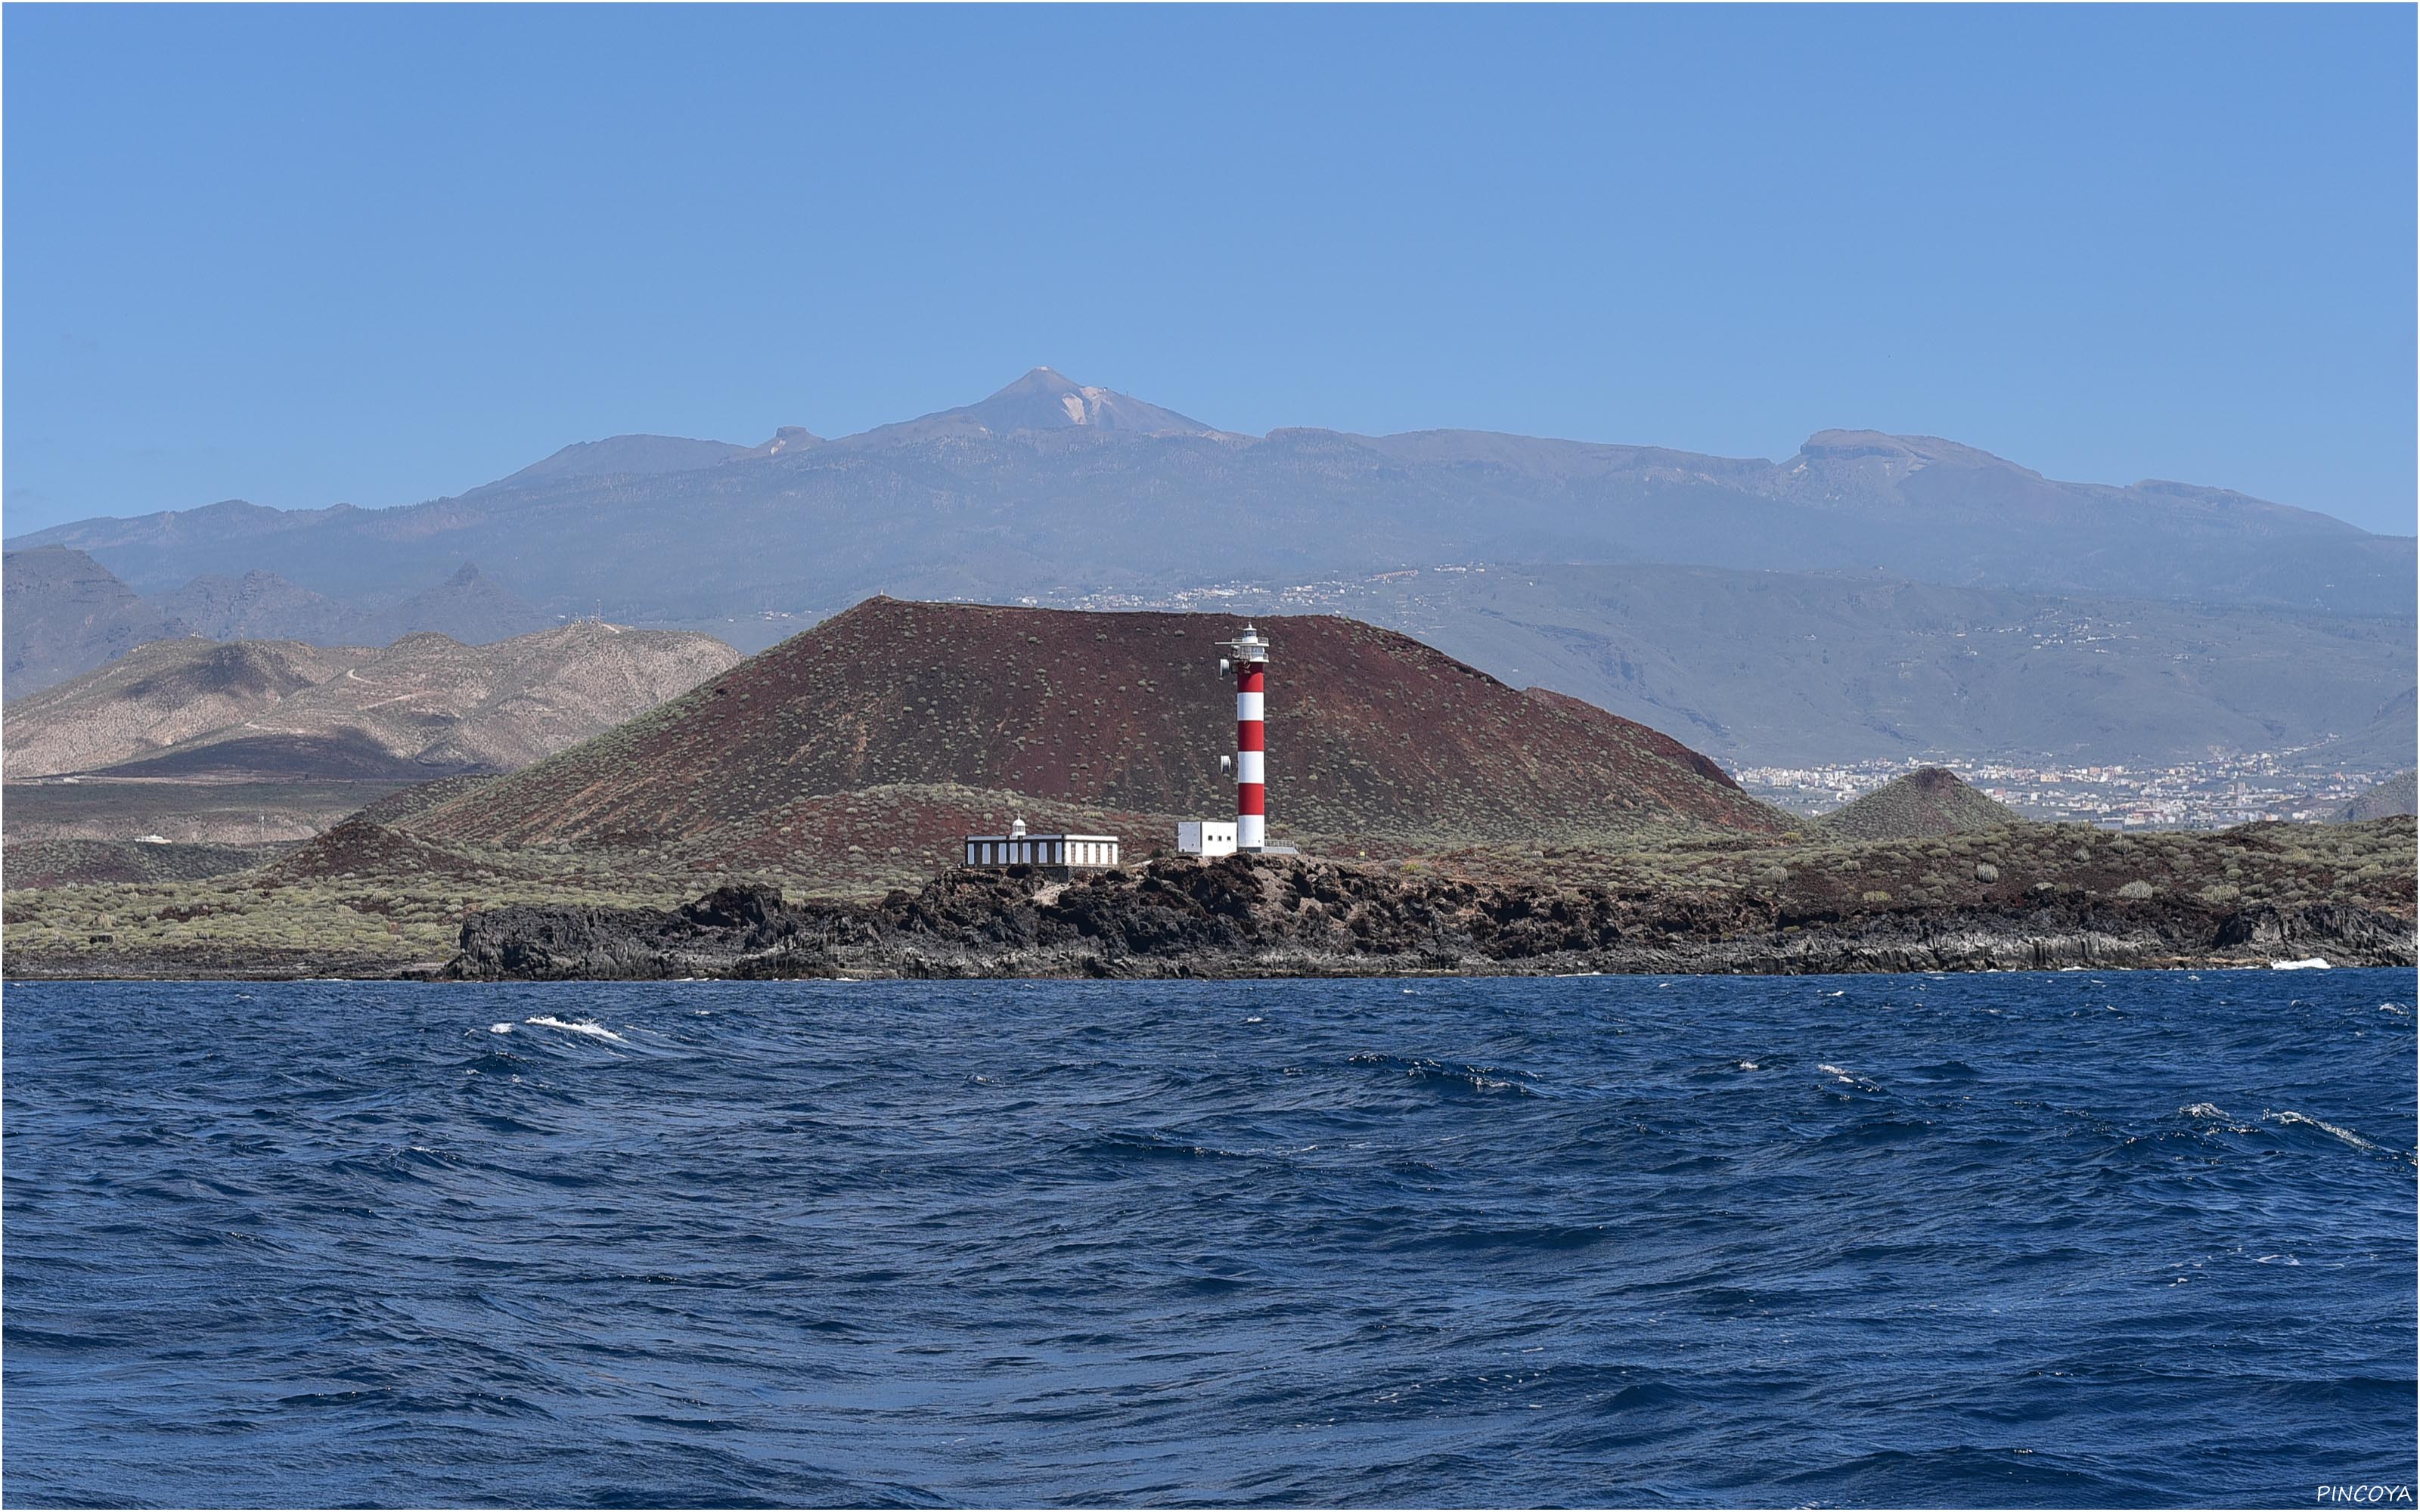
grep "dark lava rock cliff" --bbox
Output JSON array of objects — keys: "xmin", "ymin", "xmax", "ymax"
[{"xmin": 447, "ymin": 854, "xmax": 2417, "ymax": 981}]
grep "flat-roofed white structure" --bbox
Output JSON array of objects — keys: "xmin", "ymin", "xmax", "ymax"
[
  {"xmin": 963, "ymin": 816, "xmax": 1120, "ymax": 870},
  {"xmin": 1177, "ymin": 820, "xmax": 1237, "ymax": 857}
]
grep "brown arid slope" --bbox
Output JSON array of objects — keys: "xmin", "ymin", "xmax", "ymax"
[
  {"xmin": 1817, "ymin": 767, "xmax": 2024, "ymax": 840},
  {"xmin": 8, "ymin": 622, "xmax": 741, "ymax": 780},
  {"xmin": 408, "ymin": 598, "xmax": 1789, "ymax": 854},
  {"xmin": 4, "ymin": 637, "xmax": 372, "ymax": 777}
]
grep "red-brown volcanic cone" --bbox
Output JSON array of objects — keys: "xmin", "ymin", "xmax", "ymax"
[{"xmin": 411, "ymin": 599, "xmax": 1789, "ymax": 850}]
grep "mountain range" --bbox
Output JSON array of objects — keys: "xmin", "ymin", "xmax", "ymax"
[
  {"xmin": 19, "ymin": 367, "xmax": 2407, "ymax": 617},
  {"xmin": 8, "ymin": 368, "xmax": 2411, "ymax": 768},
  {"xmin": 1212, "ymin": 562, "xmax": 2418, "ymax": 767},
  {"xmin": 4, "ymin": 550, "xmax": 551, "ymax": 695}
]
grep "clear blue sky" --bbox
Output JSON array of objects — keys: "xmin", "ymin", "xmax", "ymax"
[{"xmin": 6, "ymin": 4, "xmax": 2414, "ymax": 535}]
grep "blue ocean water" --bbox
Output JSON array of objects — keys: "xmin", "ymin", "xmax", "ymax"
[{"xmin": 5, "ymin": 971, "xmax": 2413, "ymax": 1507}]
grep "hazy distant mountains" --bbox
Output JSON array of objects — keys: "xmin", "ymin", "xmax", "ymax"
[
  {"xmin": 2, "ymin": 550, "xmax": 550, "ymax": 694},
  {"xmin": 17, "ymin": 367, "xmax": 2407, "ymax": 618},
  {"xmin": 1226, "ymin": 563, "xmax": 2418, "ymax": 767},
  {"xmin": 8, "ymin": 367, "xmax": 2411, "ymax": 767},
  {"xmin": 3, "ymin": 547, "xmax": 186, "ymax": 694}
]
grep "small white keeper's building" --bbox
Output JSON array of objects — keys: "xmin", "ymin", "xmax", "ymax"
[
  {"xmin": 1177, "ymin": 820, "xmax": 1237, "ymax": 857},
  {"xmin": 963, "ymin": 816, "xmax": 1120, "ymax": 871}
]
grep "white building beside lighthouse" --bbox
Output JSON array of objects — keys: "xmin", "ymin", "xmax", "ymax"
[{"xmin": 962, "ymin": 816, "xmax": 1121, "ymax": 871}]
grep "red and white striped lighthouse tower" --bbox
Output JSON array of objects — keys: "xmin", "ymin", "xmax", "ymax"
[{"xmin": 1218, "ymin": 624, "xmax": 1270, "ymax": 851}]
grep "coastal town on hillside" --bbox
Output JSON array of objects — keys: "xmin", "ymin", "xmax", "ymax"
[{"xmin": 1735, "ymin": 752, "xmax": 2384, "ymax": 829}]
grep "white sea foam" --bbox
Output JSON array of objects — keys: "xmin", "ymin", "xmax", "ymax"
[
  {"xmin": 526, "ymin": 1015, "xmax": 627, "ymax": 1043},
  {"xmin": 489, "ymin": 1023, "xmax": 513, "ymax": 1034},
  {"xmin": 2270, "ymin": 1111, "xmax": 2383, "ymax": 1153},
  {"xmin": 2179, "ymin": 1102, "xmax": 2228, "ymax": 1120},
  {"xmin": 2269, "ymin": 957, "xmax": 2332, "ymax": 971}
]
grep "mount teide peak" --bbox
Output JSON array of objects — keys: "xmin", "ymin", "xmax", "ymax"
[
  {"xmin": 844, "ymin": 367, "xmax": 1224, "ymax": 445},
  {"xmin": 451, "ymin": 370, "xmax": 1212, "ymax": 491}
]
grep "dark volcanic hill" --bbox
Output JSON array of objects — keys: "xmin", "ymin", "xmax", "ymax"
[
  {"xmin": 1817, "ymin": 768, "xmax": 2026, "ymax": 840},
  {"xmin": 408, "ymin": 599, "xmax": 1788, "ymax": 853}
]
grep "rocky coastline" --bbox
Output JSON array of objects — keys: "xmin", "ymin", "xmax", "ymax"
[{"xmin": 441, "ymin": 854, "xmax": 2418, "ymax": 982}]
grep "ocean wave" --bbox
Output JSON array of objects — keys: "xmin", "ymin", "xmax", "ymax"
[
  {"xmin": 2268, "ymin": 1110, "xmax": 2390, "ymax": 1154},
  {"xmin": 1817, "ymin": 1062, "xmax": 1886, "ymax": 1093},
  {"xmin": 523, "ymin": 1015, "xmax": 626, "ymax": 1043},
  {"xmin": 1347, "ymin": 1050, "xmax": 1537, "ymax": 1096},
  {"xmin": 1081, "ymin": 1129, "xmax": 1256, "ymax": 1161}
]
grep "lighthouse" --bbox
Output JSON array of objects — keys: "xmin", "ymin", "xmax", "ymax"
[{"xmin": 1217, "ymin": 624, "xmax": 1270, "ymax": 852}]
